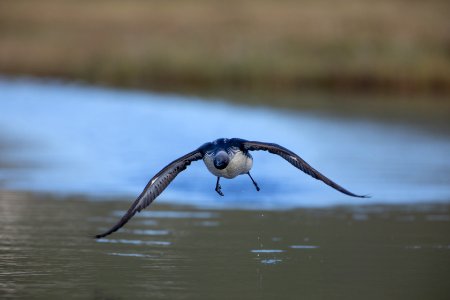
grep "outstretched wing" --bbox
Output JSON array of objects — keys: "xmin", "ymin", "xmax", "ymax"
[
  {"xmin": 95, "ymin": 149, "xmax": 204, "ymax": 238},
  {"xmin": 242, "ymin": 140, "xmax": 367, "ymax": 198}
]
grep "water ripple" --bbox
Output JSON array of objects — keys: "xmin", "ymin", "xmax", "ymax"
[
  {"xmin": 260, "ymin": 259, "xmax": 283, "ymax": 265},
  {"xmin": 97, "ymin": 238, "xmax": 171, "ymax": 246},
  {"xmin": 108, "ymin": 252, "xmax": 154, "ymax": 258},
  {"xmin": 289, "ymin": 245, "xmax": 319, "ymax": 249},
  {"xmin": 126, "ymin": 229, "xmax": 170, "ymax": 236},
  {"xmin": 114, "ymin": 210, "xmax": 218, "ymax": 219},
  {"xmin": 251, "ymin": 249, "xmax": 285, "ymax": 253}
]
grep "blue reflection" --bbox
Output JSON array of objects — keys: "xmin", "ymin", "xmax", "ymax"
[{"xmin": 0, "ymin": 78, "xmax": 449, "ymax": 208}]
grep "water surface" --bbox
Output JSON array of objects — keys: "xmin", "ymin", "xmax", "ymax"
[
  {"xmin": 0, "ymin": 78, "xmax": 449, "ymax": 208},
  {"xmin": 0, "ymin": 78, "xmax": 449, "ymax": 299},
  {"xmin": 1, "ymin": 192, "xmax": 449, "ymax": 300}
]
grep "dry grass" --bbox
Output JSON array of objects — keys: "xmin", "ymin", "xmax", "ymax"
[{"xmin": 0, "ymin": 0, "xmax": 449, "ymax": 92}]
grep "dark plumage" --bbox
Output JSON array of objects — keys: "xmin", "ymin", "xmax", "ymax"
[{"xmin": 95, "ymin": 138, "xmax": 367, "ymax": 238}]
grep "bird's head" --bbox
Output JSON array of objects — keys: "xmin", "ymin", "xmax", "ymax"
[{"xmin": 213, "ymin": 150, "xmax": 230, "ymax": 170}]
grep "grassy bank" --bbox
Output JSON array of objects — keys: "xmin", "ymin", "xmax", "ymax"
[{"xmin": 0, "ymin": 0, "xmax": 449, "ymax": 93}]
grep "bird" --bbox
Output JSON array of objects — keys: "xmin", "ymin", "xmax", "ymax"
[{"xmin": 95, "ymin": 138, "xmax": 367, "ymax": 238}]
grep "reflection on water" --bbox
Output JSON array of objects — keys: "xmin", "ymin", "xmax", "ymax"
[
  {"xmin": 1, "ymin": 77, "xmax": 450, "ymax": 299},
  {"xmin": 289, "ymin": 245, "xmax": 319, "ymax": 249},
  {"xmin": 108, "ymin": 252, "xmax": 155, "ymax": 258},
  {"xmin": 260, "ymin": 259, "xmax": 283, "ymax": 265},
  {"xmin": 251, "ymin": 250, "xmax": 285, "ymax": 253},
  {"xmin": 1, "ymin": 78, "xmax": 449, "ymax": 208},
  {"xmin": 125, "ymin": 229, "xmax": 170, "ymax": 236},
  {"xmin": 121, "ymin": 210, "xmax": 220, "ymax": 219},
  {"xmin": 0, "ymin": 191, "xmax": 449, "ymax": 299},
  {"xmin": 97, "ymin": 239, "xmax": 172, "ymax": 246}
]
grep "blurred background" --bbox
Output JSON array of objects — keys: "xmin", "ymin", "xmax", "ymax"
[
  {"xmin": 0, "ymin": 1, "xmax": 449, "ymax": 299},
  {"xmin": 1, "ymin": 0, "xmax": 449, "ymax": 93}
]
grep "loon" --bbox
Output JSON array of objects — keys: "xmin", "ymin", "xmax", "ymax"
[{"xmin": 95, "ymin": 138, "xmax": 367, "ymax": 238}]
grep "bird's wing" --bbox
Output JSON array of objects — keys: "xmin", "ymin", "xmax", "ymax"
[
  {"xmin": 242, "ymin": 140, "xmax": 367, "ymax": 198},
  {"xmin": 95, "ymin": 149, "xmax": 204, "ymax": 238}
]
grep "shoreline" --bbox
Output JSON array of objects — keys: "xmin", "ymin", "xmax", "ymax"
[{"xmin": 2, "ymin": 68, "xmax": 449, "ymax": 95}]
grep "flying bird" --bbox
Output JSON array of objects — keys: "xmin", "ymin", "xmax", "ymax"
[{"xmin": 95, "ymin": 138, "xmax": 367, "ymax": 238}]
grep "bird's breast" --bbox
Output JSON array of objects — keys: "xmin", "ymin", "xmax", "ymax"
[{"xmin": 203, "ymin": 151, "xmax": 253, "ymax": 179}]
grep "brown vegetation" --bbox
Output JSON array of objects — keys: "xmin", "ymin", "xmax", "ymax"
[{"xmin": 0, "ymin": 0, "xmax": 449, "ymax": 93}]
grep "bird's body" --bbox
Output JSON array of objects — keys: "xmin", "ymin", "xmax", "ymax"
[
  {"xmin": 95, "ymin": 138, "xmax": 367, "ymax": 239},
  {"xmin": 203, "ymin": 139, "xmax": 253, "ymax": 178},
  {"xmin": 204, "ymin": 150, "xmax": 253, "ymax": 178}
]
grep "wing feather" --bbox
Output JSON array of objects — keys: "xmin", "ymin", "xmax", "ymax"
[
  {"xmin": 242, "ymin": 140, "xmax": 367, "ymax": 198},
  {"xmin": 95, "ymin": 149, "xmax": 204, "ymax": 238}
]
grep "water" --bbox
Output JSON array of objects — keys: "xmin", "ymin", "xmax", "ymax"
[
  {"xmin": 0, "ymin": 78, "xmax": 449, "ymax": 207},
  {"xmin": 1, "ymin": 192, "xmax": 449, "ymax": 299},
  {"xmin": 0, "ymin": 78, "xmax": 450, "ymax": 299}
]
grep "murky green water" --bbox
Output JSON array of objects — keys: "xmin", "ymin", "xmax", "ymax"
[{"xmin": 1, "ymin": 191, "xmax": 449, "ymax": 300}]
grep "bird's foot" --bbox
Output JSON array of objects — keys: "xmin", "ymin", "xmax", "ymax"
[
  {"xmin": 215, "ymin": 184, "xmax": 224, "ymax": 196},
  {"xmin": 247, "ymin": 172, "xmax": 260, "ymax": 192},
  {"xmin": 215, "ymin": 177, "xmax": 224, "ymax": 196}
]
